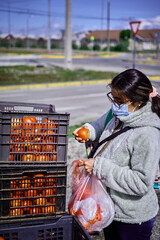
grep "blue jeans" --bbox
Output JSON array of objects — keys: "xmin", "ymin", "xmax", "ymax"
[{"xmin": 103, "ymin": 217, "xmax": 156, "ymax": 240}]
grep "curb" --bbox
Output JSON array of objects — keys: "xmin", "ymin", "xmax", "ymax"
[
  {"xmin": 0, "ymin": 79, "xmax": 112, "ymax": 91},
  {"xmin": 0, "ymin": 76, "xmax": 160, "ymax": 91}
]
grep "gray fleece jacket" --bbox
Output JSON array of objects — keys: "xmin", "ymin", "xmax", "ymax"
[{"xmin": 85, "ymin": 101, "xmax": 160, "ymax": 224}]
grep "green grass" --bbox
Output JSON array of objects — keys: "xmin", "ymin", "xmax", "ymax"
[{"xmin": 0, "ymin": 66, "xmax": 118, "ymax": 86}]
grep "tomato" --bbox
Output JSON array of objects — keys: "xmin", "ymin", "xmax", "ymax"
[{"xmin": 77, "ymin": 127, "xmax": 89, "ymax": 141}]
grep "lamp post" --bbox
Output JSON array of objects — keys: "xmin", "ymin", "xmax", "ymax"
[{"xmin": 129, "ymin": 21, "xmax": 141, "ymax": 69}]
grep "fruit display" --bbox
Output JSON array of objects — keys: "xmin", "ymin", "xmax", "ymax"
[
  {"xmin": 9, "ymin": 173, "xmax": 56, "ymax": 216},
  {"xmin": 9, "ymin": 117, "xmax": 57, "ymax": 163}
]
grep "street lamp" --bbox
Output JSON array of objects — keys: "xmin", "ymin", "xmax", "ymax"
[{"xmin": 129, "ymin": 21, "xmax": 141, "ymax": 69}]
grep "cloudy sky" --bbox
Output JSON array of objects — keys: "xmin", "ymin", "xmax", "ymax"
[{"xmin": 0, "ymin": 0, "xmax": 160, "ymax": 36}]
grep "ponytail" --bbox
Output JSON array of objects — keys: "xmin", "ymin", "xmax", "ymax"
[{"xmin": 152, "ymin": 95, "xmax": 160, "ymax": 118}]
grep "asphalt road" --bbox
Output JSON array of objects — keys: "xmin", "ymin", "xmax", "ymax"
[
  {"xmin": 0, "ymin": 81, "xmax": 160, "ymax": 126},
  {"xmin": 0, "ymin": 53, "xmax": 160, "ymax": 76}
]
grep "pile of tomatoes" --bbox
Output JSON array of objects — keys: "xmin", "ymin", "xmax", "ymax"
[
  {"xmin": 10, "ymin": 173, "xmax": 56, "ymax": 216},
  {"xmin": 9, "ymin": 116, "xmax": 57, "ymax": 162}
]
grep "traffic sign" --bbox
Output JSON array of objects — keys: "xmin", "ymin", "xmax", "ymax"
[
  {"xmin": 90, "ymin": 36, "xmax": 95, "ymax": 41},
  {"xmin": 129, "ymin": 21, "xmax": 141, "ymax": 36}
]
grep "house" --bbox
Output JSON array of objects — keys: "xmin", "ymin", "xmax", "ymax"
[
  {"xmin": 83, "ymin": 30, "xmax": 121, "ymax": 49},
  {"xmin": 83, "ymin": 29, "xmax": 160, "ymax": 51},
  {"xmin": 129, "ymin": 29, "xmax": 160, "ymax": 51}
]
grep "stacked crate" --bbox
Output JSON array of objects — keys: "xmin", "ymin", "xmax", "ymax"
[{"xmin": 0, "ymin": 101, "xmax": 91, "ymax": 240}]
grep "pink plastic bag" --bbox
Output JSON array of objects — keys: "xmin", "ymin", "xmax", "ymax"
[{"xmin": 68, "ymin": 160, "xmax": 115, "ymax": 233}]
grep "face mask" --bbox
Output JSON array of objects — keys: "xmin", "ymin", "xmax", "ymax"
[{"xmin": 111, "ymin": 102, "xmax": 135, "ymax": 116}]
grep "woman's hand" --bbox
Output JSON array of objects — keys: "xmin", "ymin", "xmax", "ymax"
[
  {"xmin": 72, "ymin": 126, "xmax": 89, "ymax": 143},
  {"xmin": 78, "ymin": 158, "xmax": 95, "ymax": 174}
]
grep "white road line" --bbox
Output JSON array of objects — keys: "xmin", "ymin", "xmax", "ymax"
[{"xmin": 30, "ymin": 92, "xmax": 105, "ymax": 102}]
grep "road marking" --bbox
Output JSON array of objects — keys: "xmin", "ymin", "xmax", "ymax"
[
  {"xmin": 56, "ymin": 106, "xmax": 85, "ymax": 111},
  {"xmin": 25, "ymin": 92, "xmax": 106, "ymax": 103}
]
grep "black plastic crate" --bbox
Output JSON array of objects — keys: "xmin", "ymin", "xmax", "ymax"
[
  {"xmin": 0, "ymin": 111, "xmax": 70, "ymax": 165},
  {"xmin": 0, "ymin": 166, "xmax": 67, "ymax": 222},
  {"xmin": 0, "ymin": 101, "xmax": 55, "ymax": 113},
  {"xmin": 0, "ymin": 215, "xmax": 92, "ymax": 240}
]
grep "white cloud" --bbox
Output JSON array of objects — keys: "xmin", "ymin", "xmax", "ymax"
[{"xmin": 138, "ymin": 16, "xmax": 160, "ymax": 29}]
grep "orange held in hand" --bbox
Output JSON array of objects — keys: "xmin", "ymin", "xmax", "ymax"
[{"xmin": 77, "ymin": 127, "xmax": 89, "ymax": 141}]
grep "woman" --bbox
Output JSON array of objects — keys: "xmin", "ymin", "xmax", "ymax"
[{"xmin": 73, "ymin": 69, "xmax": 160, "ymax": 240}]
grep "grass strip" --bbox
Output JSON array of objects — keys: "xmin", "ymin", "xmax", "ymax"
[{"xmin": 0, "ymin": 66, "xmax": 118, "ymax": 86}]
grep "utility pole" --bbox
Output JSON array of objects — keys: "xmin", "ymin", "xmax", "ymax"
[
  {"xmin": 8, "ymin": 0, "xmax": 11, "ymax": 48},
  {"xmin": 26, "ymin": 11, "xmax": 30, "ymax": 50},
  {"xmin": 107, "ymin": 1, "xmax": 110, "ymax": 54},
  {"xmin": 47, "ymin": 0, "xmax": 51, "ymax": 52},
  {"xmin": 65, "ymin": 0, "xmax": 72, "ymax": 69},
  {"xmin": 100, "ymin": 0, "xmax": 104, "ymax": 50}
]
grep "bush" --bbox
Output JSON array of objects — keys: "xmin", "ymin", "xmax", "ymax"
[
  {"xmin": 80, "ymin": 44, "xmax": 89, "ymax": 50},
  {"xmin": 15, "ymin": 41, "xmax": 24, "ymax": 48},
  {"xmin": 72, "ymin": 42, "xmax": 78, "ymax": 50},
  {"xmin": 93, "ymin": 44, "xmax": 100, "ymax": 51},
  {"xmin": 51, "ymin": 44, "xmax": 58, "ymax": 49},
  {"xmin": 111, "ymin": 40, "xmax": 129, "ymax": 52}
]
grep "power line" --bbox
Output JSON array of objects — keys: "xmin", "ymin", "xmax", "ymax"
[{"xmin": 0, "ymin": 7, "xmax": 134, "ymax": 22}]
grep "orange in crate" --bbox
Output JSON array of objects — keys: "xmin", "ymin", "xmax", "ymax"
[
  {"xmin": 30, "ymin": 207, "xmax": 39, "ymax": 215},
  {"xmin": 10, "ymin": 208, "xmax": 23, "ymax": 216},
  {"xmin": 23, "ymin": 154, "xmax": 36, "ymax": 162},
  {"xmin": 20, "ymin": 176, "xmax": 31, "ymax": 189},
  {"xmin": 42, "ymin": 205, "xmax": 55, "ymax": 214},
  {"xmin": 10, "ymin": 199, "xmax": 21, "ymax": 208},
  {"xmin": 24, "ymin": 187, "xmax": 37, "ymax": 198},
  {"xmin": 36, "ymin": 196, "xmax": 46, "ymax": 206},
  {"xmin": 42, "ymin": 118, "xmax": 55, "ymax": 135},
  {"xmin": 35, "ymin": 153, "xmax": 49, "ymax": 162},
  {"xmin": 21, "ymin": 199, "xmax": 32, "ymax": 212},
  {"xmin": 42, "ymin": 140, "xmax": 54, "ymax": 152},
  {"xmin": 34, "ymin": 174, "xmax": 45, "ymax": 188}
]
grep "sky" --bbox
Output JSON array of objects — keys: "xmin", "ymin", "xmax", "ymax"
[{"xmin": 0, "ymin": 0, "xmax": 160, "ymax": 37}]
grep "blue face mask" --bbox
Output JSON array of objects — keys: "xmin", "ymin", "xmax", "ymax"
[{"xmin": 111, "ymin": 102, "xmax": 134, "ymax": 116}]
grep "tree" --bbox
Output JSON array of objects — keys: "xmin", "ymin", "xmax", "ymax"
[{"xmin": 120, "ymin": 30, "xmax": 131, "ymax": 40}]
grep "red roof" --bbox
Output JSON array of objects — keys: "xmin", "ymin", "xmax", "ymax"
[{"xmin": 85, "ymin": 29, "xmax": 160, "ymax": 40}]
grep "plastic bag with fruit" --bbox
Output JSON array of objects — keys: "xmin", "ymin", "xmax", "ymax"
[{"xmin": 68, "ymin": 160, "xmax": 115, "ymax": 233}]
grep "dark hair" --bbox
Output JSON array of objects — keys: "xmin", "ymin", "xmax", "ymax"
[{"xmin": 110, "ymin": 69, "xmax": 160, "ymax": 117}]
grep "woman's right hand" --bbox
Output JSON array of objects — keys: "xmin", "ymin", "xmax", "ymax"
[{"xmin": 72, "ymin": 126, "xmax": 89, "ymax": 143}]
